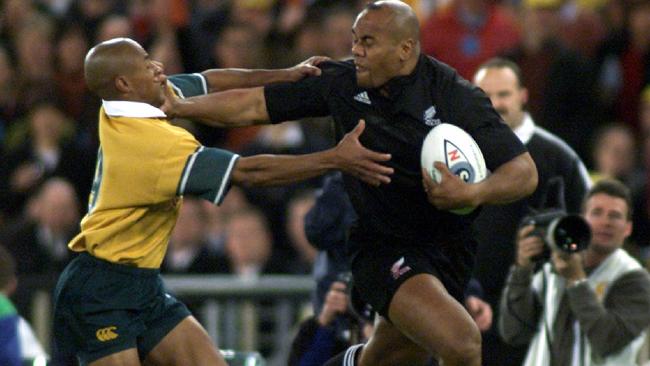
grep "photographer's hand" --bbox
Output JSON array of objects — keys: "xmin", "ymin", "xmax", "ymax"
[
  {"xmin": 318, "ymin": 281, "xmax": 349, "ymax": 326},
  {"xmin": 551, "ymin": 251, "xmax": 586, "ymax": 285},
  {"xmin": 516, "ymin": 225, "xmax": 545, "ymax": 269}
]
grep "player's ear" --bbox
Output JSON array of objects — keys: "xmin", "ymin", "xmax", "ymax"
[
  {"xmin": 114, "ymin": 75, "xmax": 130, "ymax": 94},
  {"xmin": 399, "ymin": 38, "xmax": 415, "ymax": 62}
]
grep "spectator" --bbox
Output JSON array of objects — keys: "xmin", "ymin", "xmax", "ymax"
[
  {"xmin": 421, "ymin": 0, "xmax": 520, "ymax": 79},
  {"xmin": 1, "ymin": 178, "xmax": 80, "ymax": 277},
  {"xmin": 203, "ymin": 186, "xmax": 252, "ymax": 255},
  {"xmin": 590, "ymin": 123, "xmax": 642, "ymax": 187},
  {"xmin": 0, "ymin": 244, "xmax": 47, "ymax": 366},
  {"xmin": 472, "ymin": 57, "xmax": 591, "ymax": 366},
  {"xmin": 0, "ymin": 44, "xmax": 18, "ymax": 140},
  {"xmin": 223, "ymin": 207, "xmax": 277, "ymax": 277},
  {"xmin": 304, "ymin": 172, "xmax": 356, "ymax": 313},
  {"xmin": 285, "ymin": 190, "xmax": 318, "ymax": 274},
  {"xmin": 503, "ymin": 0, "xmax": 598, "ymax": 162},
  {"xmin": 53, "ymin": 23, "xmax": 95, "ymax": 125},
  {"xmin": 596, "ymin": 0, "xmax": 650, "ymax": 132},
  {"xmin": 289, "ymin": 280, "xmax": 374, "ymax": 366},
  {"xmin": 499, "ymin": 179, "xmax": 650, "ymax": 365},
  {"xmin": 0, "ymin": 102, "xmax": 94, "ymax": 219},
  {"xmin": 161, "ymin": 196, "xmax": 227, "ymax": 274}
]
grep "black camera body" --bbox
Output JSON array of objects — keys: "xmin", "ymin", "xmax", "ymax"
[{"xmin": 521, "ymin": 209, "xmax": 591, "ymax": 260}]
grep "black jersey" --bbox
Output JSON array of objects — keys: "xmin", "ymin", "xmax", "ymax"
[{"xmin": 264, "ymin": 55, "xmax": 526, "ymax": 244}]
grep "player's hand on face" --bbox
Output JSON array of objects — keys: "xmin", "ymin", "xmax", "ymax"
[
  {"xmin": 464, "ymin": 295, "xmax": 493, "ymax": 332},
  {"xmin": 318, "ymin": 281, "xmax": 349, "ymax": 326},
  {"xmin": 160, "ymin": 83, "xmax": 181, "ymax": 118},
  {"xmin": 515, "ymin": 225, "xmax": 545, "ymax": 269},
  {"xmin": 288, "ymin": 56, "xmax": 331, "ymax": 80},
  {"xmin": 421, "ymin": 162, "xmax": 477, "ymax": 210},
  {"xmin": 335, "ymin": 119, "xmax": 393, "ymax": 186}
]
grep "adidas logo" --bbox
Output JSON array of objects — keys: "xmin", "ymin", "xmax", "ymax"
[{"xmin": 354, "ymin": 92, "xmax": 371, "ymax": 105}]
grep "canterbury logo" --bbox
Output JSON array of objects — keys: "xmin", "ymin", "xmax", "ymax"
[{"xmin": 96, "ymin": 326, "xmax": 118, "ymax": 342}]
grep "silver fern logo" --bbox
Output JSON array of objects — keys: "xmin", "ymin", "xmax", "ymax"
[{"xmin": 424, "ymin": 106, "xmax": 441, "ymax": 126}]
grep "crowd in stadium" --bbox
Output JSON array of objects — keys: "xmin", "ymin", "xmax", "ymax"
[{"xmin": 0, "ymin": 0, "xmax": 649, "ymax": 365}]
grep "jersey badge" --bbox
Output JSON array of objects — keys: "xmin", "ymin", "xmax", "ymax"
[
  {"xmin": 391, "ymin": 257, "xmax": 412, "ymax": 280},
  {"xmin": 424, "ymin": 106, "xmax": 441, "ymax": 127}
]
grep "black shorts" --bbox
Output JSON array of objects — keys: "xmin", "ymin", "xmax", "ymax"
[
  {"xmin": 53, "ymin": 253, "xmax": 191, "ymax": 365},
  {"xmin": 349, "ymin": 230, "xmax": 474, "ymax": 320}
]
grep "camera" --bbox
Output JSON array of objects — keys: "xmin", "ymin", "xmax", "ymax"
[{"xmin": 521, "ymin": 209, "xmax": 591, "ymax": 260}]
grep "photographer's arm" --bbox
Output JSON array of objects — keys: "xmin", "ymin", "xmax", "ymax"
[
  {"xmin": 498, "ymin": 266, "xmax": 540, "ymax": 345},
  {"xmin": 567, "ymin": 270, "xmax": 650, "ymax": 357},
  {"xmin": 498, "ymin": 225, "xmax": 545, "ymax": 345}
]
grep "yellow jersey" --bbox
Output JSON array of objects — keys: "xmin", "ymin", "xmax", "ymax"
[{"xmin": 69, "ymin": 74, "xmax": 239, "ymax": 268}]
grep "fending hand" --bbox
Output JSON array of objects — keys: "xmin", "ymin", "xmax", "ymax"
[
  {"xmin": 160, "ymin": 83, "xmax": 183, "ymax": 118},
  {"xmin": 287, "ymin": 56, "xmax": 331, "ymax": 80},
  {"xmin": 335, "ymin": 120, "xmax": 393, "ymax": 186}
]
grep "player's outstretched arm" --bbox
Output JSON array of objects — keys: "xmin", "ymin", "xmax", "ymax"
[
  {"xmin": 202, "ymin": 56, "xmax": 329, "ymax": 92},
  {"xmin": 162, "ymin": 85, "xmax": 268, "ymax": 127},
  {"xmin": 231, "ymin": 120, "xmax": 393, "ymax": 187}
]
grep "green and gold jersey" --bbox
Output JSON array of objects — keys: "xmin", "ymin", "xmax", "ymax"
[{"xmin": 69, "ymin": 74, "xmax": 239, "ymax": 268}]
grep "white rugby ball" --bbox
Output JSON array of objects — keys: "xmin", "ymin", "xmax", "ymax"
[{"xmin": 421, "ymin": 123, "xmax": 487, "ymax": 214}]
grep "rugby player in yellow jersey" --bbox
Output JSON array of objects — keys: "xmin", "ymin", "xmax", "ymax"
[{"xmin": 52, "ymin": 38, "xmax": 393, "ymax": 366}]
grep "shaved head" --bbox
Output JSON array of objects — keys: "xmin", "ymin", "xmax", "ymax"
[
  {"xmin": 363, "ymin": 1, "xmax": 420, "ymax": 46},
  {"xmin": 84, "ymin": 38, "xmax": 143, "ymax": 100}
]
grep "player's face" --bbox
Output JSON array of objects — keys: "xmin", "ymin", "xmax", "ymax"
[
  {"xmin": 352, "ymin": 9, "xmax": 403, "ymax": 88},
  {"xmin": 583, "ymin": 193, "xmax": 631, "ymax": 255},
  {"xmin": 474, "ymin": 67, "xmax": 527, "ymax": 129},
  {"xmin": 126, "ymin": 44, "xmax": 167, "ymax": 107}
]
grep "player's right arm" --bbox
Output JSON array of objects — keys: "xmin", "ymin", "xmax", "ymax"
[
  {"xmin": 179, "ymin": 120, "xmax": 392, "ymax": 204},
  {"xmin": 201, "ymin": 56, "xmax": 328, "ymax": 92},
  {"xmin": 232, "ymin": 120, "xmax": 392, "ymax": 187}
]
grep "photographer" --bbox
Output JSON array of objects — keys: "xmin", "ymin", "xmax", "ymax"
[
  {"xmin": 499, "ymin": 179, "xmax": 650, "ymax": 365},
  {"xmin": 288, "ymin": 279, "xmax": 373, "ymax": 366}
]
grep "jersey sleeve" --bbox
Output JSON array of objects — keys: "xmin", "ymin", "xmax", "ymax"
[
  {"xmin": 177, "ymin": 147, "xmax": 239, "ymax": 205},
  {"xmin": 444, "ymin": 75, "xmax": 527, "ymax": 172},
  {"xmin": 155, "ymin": 132, "xmax": 202, "ymax": 200},
  {"xmin": 168, "ymin": 73, "xmax": 208, "ymax": 98},
  {"xmin": 264, "ymin": 73, "xmax": 332, "ymax": 124}
]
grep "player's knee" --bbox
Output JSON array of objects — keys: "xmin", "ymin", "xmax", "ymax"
[{"xmin": 440, "ymin": 324, "xmax": 481, "ymax": 366}]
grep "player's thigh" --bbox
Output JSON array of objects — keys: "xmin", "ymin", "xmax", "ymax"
[
  {"xmin": 89, "ymin": 348, "xmax": 141, "ymax": 366},
  {"xmin": 388, "ymin": 273, "xmax": 480, "ymax": 357},
  {"xmin": 142, "ymin": 316, "xmax": 227, "ymax": 366},
  {"xmin": 359, "ymin": 316, "xmax": 431, "ymax": 366}
]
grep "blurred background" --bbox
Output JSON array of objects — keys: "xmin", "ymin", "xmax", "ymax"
[{"xmin": 0, "ymin": 0, "xmax": 648, "ymax": 365}]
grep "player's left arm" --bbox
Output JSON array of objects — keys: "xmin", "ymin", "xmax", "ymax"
[
  {"xmin": 423, "ymin": 152, "xmax": 537, "ymax": 210},
  {"xmin": 201, "ymin": 56, "xmax": 328, "ymax": 92},
  {"xmin": 469, "ymin": 152, "xmax": 537, "ymax": 206}
]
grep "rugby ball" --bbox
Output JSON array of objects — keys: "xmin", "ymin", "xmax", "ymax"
[{"xmin": 421, "ymin": 123, "xmax": 487, "ymax": 214}]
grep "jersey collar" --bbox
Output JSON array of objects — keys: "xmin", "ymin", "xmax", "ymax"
[
  {"xmin": 513, "ymin": 112, "xmax": 535, "ymax": 144},
  {"xmin": 102, "ymin": 100, "xmax": 167, "ymax": 118}
]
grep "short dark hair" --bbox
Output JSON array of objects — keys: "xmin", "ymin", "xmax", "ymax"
[
  {"xmin": 583, "ymin": 178, "xmax": 633, "ymax": 220},
  {"xmin": 0, "ymin": 245, "xmax": 16, "ymax": 290},
  {"xmin": 476, "ymin": 57, "xmax": 524, "ymax": 88}
]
